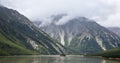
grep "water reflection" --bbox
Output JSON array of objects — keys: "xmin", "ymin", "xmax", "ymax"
[{"xmin": 0, "ymin": 55, "xmax": 119, "ymax": 63}]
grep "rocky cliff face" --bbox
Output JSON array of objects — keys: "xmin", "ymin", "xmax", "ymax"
[
  {"xmin": 34, "ymin": 14, "xmax": 120, "ymax": 54},
  {"xmin": 108, "ymin": 27, "xmax": 120, "ymax": 37},
  {"xmin": 0, "ymin": 6, "xmax": 65, "ymax": 55}
]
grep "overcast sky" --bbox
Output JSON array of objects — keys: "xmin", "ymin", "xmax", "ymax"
[{"xmin": 0, "ymin": 0, "xmax": 120, "ymax": 27}]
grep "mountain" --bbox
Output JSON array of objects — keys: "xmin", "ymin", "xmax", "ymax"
[
  {"xmin": 0, "ymin": 4, "xmax": 4, "ymax": 7},
  {"xmin": 34, "ymin": 14, "xmax": 120, "ymax": 54},
  {"xmin": 0, "ymin": 6, "xmax": 65, "ymax": 55},
  {"xmin": 108, "ymin": 27, "xmax": 120, "ymax": 37}
]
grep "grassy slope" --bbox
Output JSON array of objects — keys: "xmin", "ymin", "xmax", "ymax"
[
  {"xmin": 0, "ymin": 33, "xmax": 39, "ymax": 56},
  {"xmin": 91, "ymin": 48, "xmax": 120, "ymax": 58}
]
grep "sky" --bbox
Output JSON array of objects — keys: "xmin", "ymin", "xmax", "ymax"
[{"xmin": 0, "ymin": 0, "xmax": 120, "ymax": 27}]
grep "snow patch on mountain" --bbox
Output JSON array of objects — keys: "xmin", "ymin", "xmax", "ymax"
[
  {"xmin": 96, "ymin": 36, "xmax": 106, "ymax": 51},
  {"xmin": 59, "ymin": 30, "xmax": 65, "ymax": 45},
  {"xmin": 27, "ymin": 39, "xmax": 39, "ymax": 50}
]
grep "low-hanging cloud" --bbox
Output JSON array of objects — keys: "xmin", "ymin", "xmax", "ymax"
[{"xmin": 0, "ymin": 0, "xmax": 120, "ymax": 27}]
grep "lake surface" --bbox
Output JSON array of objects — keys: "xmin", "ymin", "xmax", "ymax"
[{"xmin": 0, "ymin": 55, "xmax": 119, "ymax": 63}]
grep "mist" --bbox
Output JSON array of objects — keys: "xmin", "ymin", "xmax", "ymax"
[{"xmin": 0, "ymin": 0, "xmax": 120, "ymax": 27}]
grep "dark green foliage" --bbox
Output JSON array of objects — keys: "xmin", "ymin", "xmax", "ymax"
[{"xmin": 93, "ymin": 48, "xmax": 120, "ymax": 58}]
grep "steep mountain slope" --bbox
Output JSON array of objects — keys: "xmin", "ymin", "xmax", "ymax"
[
  {"xmin": 0, "ymin": 6, "xmax": 65, "ymax": 55},
  {"xmin": 34, "ymin": 14, "xmax": 120, "ymax": 54},
  {"xmin": 108, "ymin": 27, "xmax": 120, "ymax": 37}
]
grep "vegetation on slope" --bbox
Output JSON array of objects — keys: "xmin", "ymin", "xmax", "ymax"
[
  {"xmin": 0, "ymin": 33, "xmax": 39, "ymax": 56},
  {"xmin": 0, "ymin": 6, "xmax": 65, "ymax": 55},
  {"xmin": 91, "ymin": 48, "xmax": 120, "ymax": 58}
]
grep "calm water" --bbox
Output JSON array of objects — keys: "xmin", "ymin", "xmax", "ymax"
[{"xmin": 0, "ymin": 55, "xmax": 119, "ymax": 63}]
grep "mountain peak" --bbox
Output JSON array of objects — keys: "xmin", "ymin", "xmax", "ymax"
[
  {"xmin": 51, "ymin": 13, "xmax": 67, "ymax": 22},
  {"xmin": 0, "ymin": 4, "xmax": 3, "ymax": 7},
  {"xmin": 34, "ymin": 17, "xmax": 120, "ymax": 54}
]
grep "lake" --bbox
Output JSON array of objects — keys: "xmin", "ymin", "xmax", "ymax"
[{"xmin": 0, "ymin": 55, "xmax": 119, "ymax": 63}]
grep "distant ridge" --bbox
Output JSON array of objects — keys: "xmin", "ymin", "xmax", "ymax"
[{"xmin": 34, "ymin": 14, "xmax": 120, "ymax": 54}]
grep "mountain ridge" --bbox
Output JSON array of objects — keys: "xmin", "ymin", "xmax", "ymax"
[
  {"xmin": 0, "ymin": 6, "xmax": 65, "ymax": 55},
  {"xmin": 108, "ymin": 27, "xmax": 120, "ymax": 37},
  {"xmin": 34, "ymin": 14, "xmax": 120, "ymax": 54}
]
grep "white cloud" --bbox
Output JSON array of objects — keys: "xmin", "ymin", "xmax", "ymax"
[
  {"xmin": 55, "ymin": 14, "xmax": 77, "ymax": 25},
  {"xmin": 0, "ymin": 0, "xmax": 120, "ymax": 27},
  {"xmin": 98, "ymin": 12, "xmax": 120, "ymax": 27},
  {"xmin": 93, "ymin": 0, "xmax": 120, "ymax": 27}
]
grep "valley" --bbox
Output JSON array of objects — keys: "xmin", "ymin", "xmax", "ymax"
[{"xmin": 0, "ymin": 5, "xmax": 120, "ymax": 60}]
